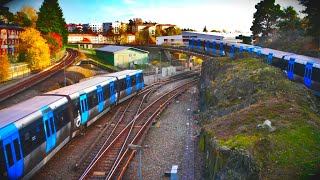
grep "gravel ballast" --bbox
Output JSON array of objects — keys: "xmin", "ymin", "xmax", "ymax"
[{"xmin": 124, "ymin": 85, "xmax": 206, "ymax": 179}]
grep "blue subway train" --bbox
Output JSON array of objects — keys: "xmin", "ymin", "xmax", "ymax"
[
  {"xmin": 0, "ymin": 70, "xmax": 144, "ymax": 180},
  {"xmin": 189, "ymin": 38, "xmax": 320, "ymax": 93}
]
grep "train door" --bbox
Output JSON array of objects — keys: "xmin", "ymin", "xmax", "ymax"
[
  {"xmin": 136, "ymin": 73, "xmax": 141, "ymax": 91},
  {"xmin": 79, "ymin": 94, "xmax": 89, "ymax": 124},
  {"xmin": 41, "ymin": 107, "xmax": 57, "ymax": 153},
  {"xmin": 141, "ymin": 73, "xmax": 144, "ymax": 89},
  {"xmin": 96, "ymin": 85, "xmax": 104, "ymax": 113},
  {"xmin": 126, "ymin": 75, "xmax": 132, "ymax": 95},
  {"xmin": 110, "ymin": 81, "xmax": 116, "ymax": 105},
  {"xmin": 0, "ymin": 124, "xmax": 24, "ymax": 179}
]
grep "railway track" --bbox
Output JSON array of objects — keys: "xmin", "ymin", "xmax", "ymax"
[
  {"xmin": 76, "ymin": 76, "xmax": 198, "ymax": 180},
  {"xmin": 0, "ymin": 48, "xmax": 78, "ymax": 102}
]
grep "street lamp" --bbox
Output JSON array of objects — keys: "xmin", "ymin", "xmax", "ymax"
[{"xmin": 128, "ymin": 144, "xmax": 142, "ymax": 180}]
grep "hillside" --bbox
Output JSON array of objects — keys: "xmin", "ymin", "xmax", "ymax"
[{"xmin": 199, "ymin": 55, "xmax": 320, "ymax": 179}]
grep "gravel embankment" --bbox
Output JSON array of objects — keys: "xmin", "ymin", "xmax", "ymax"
[{"xmin": 124, "ymin": 85, "xmax": 206, "ymax": 180}]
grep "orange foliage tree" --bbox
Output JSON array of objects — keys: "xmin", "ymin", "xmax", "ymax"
[
  {"xmin": 82, "ymin": 37, "xmax": 91, "ymax": 43},
  {"xmin": 0, "ymin": 55, "xmax": 10, "ymax": 81},
  {"xmin": 44, "ymin": 32, "xmax": 63, "ymax": 53},
  {"xmin": 19, "ymin": 27, "xmax": 51, "ymax": 71}
]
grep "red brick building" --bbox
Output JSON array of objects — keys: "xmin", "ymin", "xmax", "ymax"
[{"xmin": 0, "ymin": 24, "xmax": 24, "ymax": 55}]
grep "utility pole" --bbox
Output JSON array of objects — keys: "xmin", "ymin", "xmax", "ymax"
[
  {"xmin": 159, "ymin": 51, "xmax": 162, "ymax": 73},
  {"xmin": 64, "ymin": 59, "xmax": 66, "ymax": 86}
]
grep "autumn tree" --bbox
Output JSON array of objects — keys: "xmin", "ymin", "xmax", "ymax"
[
  {"xmin": 166, "ymin": 27, "xmax": 182, "ymax": 36},
  {"xmin": 250, "ymin": 0, "xmax": 281, "ymax": 41},
  {"xmin": 44, "ymin": 32, "xmax": 63, "ymax": 53},
  {"xmin": 155, "ymin": 26, "xmax": 162, "ymax": 37},
  {"xmin": 19, "ymin": 28, "xmax": 51, "ymax": 71},
  {"xmin": 82, "ymin": 38, "xmax": 91, "ymax": 43},
  {"xmin": 20, "ymin": 6, "xmax": 38, "ymax": 27},
  {"xmin": 36, "ymin": 0, "xmax": 68, "ymax": 45},
  {"xmin": 14, "ymin": 12, "xmax": 32, "ymax": 27},
  {"xmin": 210, "ymin": 29, "xmax": 221, "ymax": 32},
  {"xmin": 0, "ymin": 55, "xmax": 10, "ymax": 82}
]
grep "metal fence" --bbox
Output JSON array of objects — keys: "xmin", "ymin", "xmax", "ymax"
[{"xmin": 7, "ymin": 63, "xmax": 31, "ymax": 81}]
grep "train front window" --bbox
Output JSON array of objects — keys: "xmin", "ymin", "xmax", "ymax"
[
  {"xmin": 13, "ymin": 139, "xmax": 21, "ymax": 161},
  {"xmin": 5, "ymin": 144, "xmax": 13, "ymax": 167}
]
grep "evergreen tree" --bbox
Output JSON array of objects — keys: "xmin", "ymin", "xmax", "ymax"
[
  {"xmin": 36, "ymin": 0, "xmax": 68, "ymax": 45},
  {"xmin": 250, "ymin": 0, "xmax": 281, "ymax": 40},
  {"xmin": 276, "ymin": 6, "xmax": 304, "ymax": 42},
  {"xmin": 0, "ymin": 0, "xmax": 15, "ymax": 24},
  {"xmin": 203, "ymin": 26, "xmax": 208, "ymax": 32},
  {"xmin": 298, "ymin": 0, "xmax": 320, "ymax": 48}
]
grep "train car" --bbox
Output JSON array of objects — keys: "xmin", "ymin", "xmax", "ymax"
[
  {"xmin": 0, "ymin": 69, "xmax": 144, "ymax": 180},
  {"xmin": 188, "ymin": 38, "xmax": 320, "ymax": 93},
  {"xmin": 0, "ymin": 96, "xmax": 70, "ymax": 180}
]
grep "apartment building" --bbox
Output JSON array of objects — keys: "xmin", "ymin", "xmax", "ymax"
[
  {"xmin": 83, "ymin": 23, "xmax": 103, "ymax": 33},
  {"xmin": 0, "ymin": 24, "xmax": 23, "ymax": 55},
  {"xmin": 103, "ymin": 21, "xmax": 121, "ymax": 34}
]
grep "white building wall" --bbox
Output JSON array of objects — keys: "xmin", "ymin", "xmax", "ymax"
[{"xmin": 156, "ymin": 35, "xmax": 183, "ymax": 45}]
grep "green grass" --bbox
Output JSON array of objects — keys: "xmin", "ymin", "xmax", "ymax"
[
  {"xmin": 218, "ymin": 135, "xmax": 260, "ymax": 149},
  {"xmin": 269, "ymin": 123, "xmax": 320, "ymax": 178},
  {"xmin": 84, "ymin": 53, "xmax": 120, "ymax": 71}
]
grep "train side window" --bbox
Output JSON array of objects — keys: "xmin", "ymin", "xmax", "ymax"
[
  {"xmin": 55, "ymin": 105, "xmax": 68, "ymax": 131},
  {"xmin": 22, "ymin": 131, "xmax": 32, "ymax": 156},
  {"xmin": 73, "ymin": 99, "xmax": 80, "ymax": 118},
  {"xmin": 131, "ymin": 75, "xmax": 136, "ymax": 85},
  {"xmin": 5, "ymin": 144, "xmax": 14, "ymax": 167},
  {"xmin": 104, "ymin": 84, "xmax": 110, "ymax": 99},
  {"xmin": 36, "ymin": 121, "xmax": 46, "ymax": 144},
  {"xmin": 50, "ymin": 117, "xmax": 55, "ymax": 135},
  {"xmin": 13, "ymin": 139, "xmax": 21, "ymax": 161},
  {"xmin": 120, "ymin": 79, "xmax": 126, "ymax": 91},
  {"xmin": 87, "ymin": 91, "xmax": 97, "ymax": 109}
]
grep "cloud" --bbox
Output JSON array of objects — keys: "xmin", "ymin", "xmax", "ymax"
[{"xmin": 123, "ymin": 0, "xmax": 136, "ymax": 5}]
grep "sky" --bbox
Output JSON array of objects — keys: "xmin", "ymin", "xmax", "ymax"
[{"xmin": 5, "ymin": 0, "xmax": 306, "ymax": 33}]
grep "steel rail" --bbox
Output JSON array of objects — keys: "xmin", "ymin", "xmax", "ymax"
[
  {"xmin": 79, "ymin": 88, "xmax": 154, "ymax": 180},
  {"xmin": 79, "ymin": 76, "xmax": 198, "ymax": 180},
  {"xmin": 0, "ymin": 48, "xmax": 78, "ymax": 102},
  {"xmin": 107, "ymin": 79, "xmax": 198, "ymax": 179}
]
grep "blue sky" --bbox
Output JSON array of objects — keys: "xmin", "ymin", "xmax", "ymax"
[{"xmin": 5, "ymin": 0, "xmax": 305, "ymax": 33}]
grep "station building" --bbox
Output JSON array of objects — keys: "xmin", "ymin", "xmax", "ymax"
[{"xmin": 96, "ymin": 45, "xmax": 149, "ymax": 68}]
